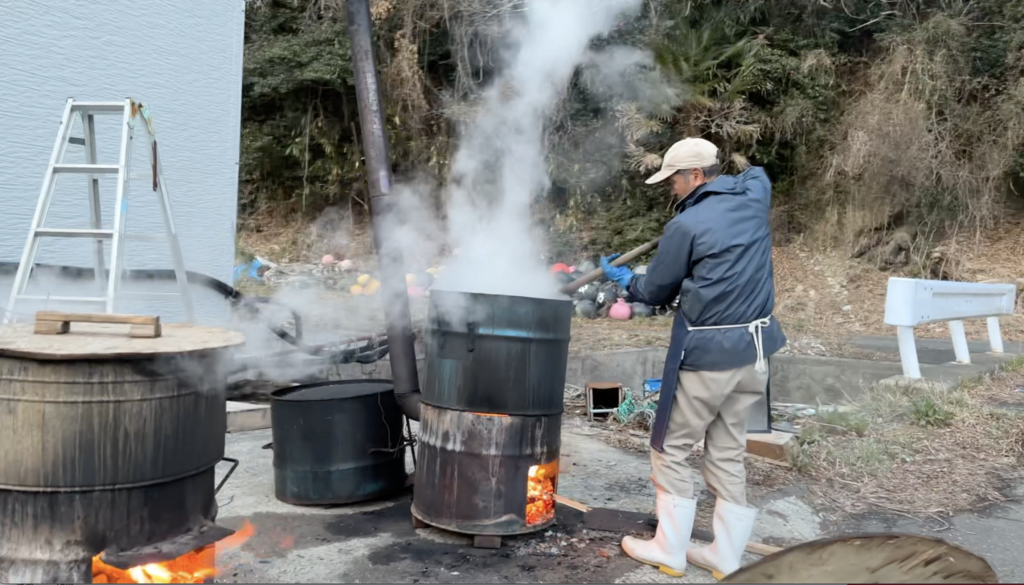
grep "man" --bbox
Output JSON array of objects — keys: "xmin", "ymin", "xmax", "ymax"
[{"xmin": 601, "ymin": 138, "xmax": 786, "ymax": 579}]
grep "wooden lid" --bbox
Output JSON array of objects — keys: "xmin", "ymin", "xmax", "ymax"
[{"xmin": 0, "ymin": 323, "xmax": 246, "ymax": 360}]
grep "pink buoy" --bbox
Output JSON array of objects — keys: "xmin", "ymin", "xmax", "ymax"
[
  {"xmin": 609, "ymin": 298, "xmax": 632, "ymax": 320},
  {"xmin": 321, "ymin": 254, "xmax": 336, "ymax": 266}
]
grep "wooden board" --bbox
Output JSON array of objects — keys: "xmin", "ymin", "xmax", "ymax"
[
  {"xmin": 722, "ymin": 534, "xmax": 998, "ymax": 584},
  {"xmin": 34, "ymin": 311, "xmax": 162, "ymax": 338},
  {"xmin": 35, "ymin": 311, "xmax": 159, "ymax": 326},
  {"xmin": 0, "ymin": 323, "xmax": 245, "ymax": 360},
  {"xmin": 745, "ymin": 430, "xmax": 797, "ymax": 462}
]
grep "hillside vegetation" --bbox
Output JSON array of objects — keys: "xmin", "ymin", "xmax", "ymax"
[{"xmin": 240, "ymin": 0, "xmax": 1024, "ymax": 273}]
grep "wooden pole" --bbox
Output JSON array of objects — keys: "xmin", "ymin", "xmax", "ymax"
[{"xmin": 558, "ymin": 237, "xmax": 661, "ymax": 295}]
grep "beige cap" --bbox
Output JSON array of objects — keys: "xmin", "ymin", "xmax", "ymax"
[{"xmin": 644, "ymin": 138, "xmax": 719, "ymax": 185}]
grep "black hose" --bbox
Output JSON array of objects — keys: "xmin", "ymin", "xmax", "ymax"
[{"xmin": 0, "ymin": 262, "xmax": 388, "ymax": 365}]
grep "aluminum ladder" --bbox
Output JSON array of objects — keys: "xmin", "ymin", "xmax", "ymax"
[{"xmin": 3, "ymin": 98, "xmax": 195, "ymax": 323}]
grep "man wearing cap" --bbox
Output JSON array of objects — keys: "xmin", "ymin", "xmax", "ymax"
[{"xmin": 601, "ymin": 138, "xmax": 786, "ymax": 579}]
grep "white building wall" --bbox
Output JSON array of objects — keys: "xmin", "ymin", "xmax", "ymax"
[{"xmin": 0, "ymin": 0, "xmax": 246, "ymax": 325}]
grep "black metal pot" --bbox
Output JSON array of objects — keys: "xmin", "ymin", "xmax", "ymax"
[
  {"xmin": 270, "ymin": 380, "xmax": 408, "ymax": 505},
  {"xmin": 423, "ymin": 290, "xmax": 573, "ymax": 416}
]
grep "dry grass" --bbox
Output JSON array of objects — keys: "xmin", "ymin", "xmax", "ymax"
[
  {"xmin": 810, "ymin": 15, "xmax": 1024, "ymax": 248},
  {"xmin": 568, "ymin": 317, "xmax": 672, "ymax": 353},
  {"xmin": 237, "ymin": 208, "xmax": 374, "ymax": 264},
  {"xmin": 771, "ymin": 228, "xmax": 1024, "ymax": 344},
  {"xmin": 792, "ymin": 358, "xmax": 1024, "ymax": 519}
]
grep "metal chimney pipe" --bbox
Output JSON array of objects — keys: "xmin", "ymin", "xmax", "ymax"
[{"xmin": 345, "ymin": 0, "xmax": 421, "ymax": 420}]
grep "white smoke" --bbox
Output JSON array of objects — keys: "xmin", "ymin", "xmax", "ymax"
[{"xmin": 433, "ymin": 0, "xmax": 646, "ymax": 300}]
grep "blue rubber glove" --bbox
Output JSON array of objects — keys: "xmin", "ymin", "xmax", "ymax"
[{"xmin": 601, "ymin": 254, "xmax": 634, "ymax": 289}]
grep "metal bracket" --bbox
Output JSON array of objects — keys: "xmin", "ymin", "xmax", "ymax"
[
  {"xmin": 215, "ymin": 457, "xmax": 239, "ymax": 496},
  {"xmin": 467, "ymin": 321, "xmax": 478, "ymax": 352},
  {"xmin": 368, "ymin": 434, "xmax": 417, "ymax": 456}
]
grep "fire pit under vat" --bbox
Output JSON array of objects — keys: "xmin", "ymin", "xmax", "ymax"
[
  {"xmin": 412, "ymin": 291, "xmax": 572, "ymax": 546},
  {"xmin": 0, "ymin": 319, "xmax": 245, "ymax": 583}
]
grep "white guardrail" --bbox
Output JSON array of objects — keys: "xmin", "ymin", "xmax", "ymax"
[{"xmin": 884, "ymin": 277, "xmax": 1017, "ymax": 379}]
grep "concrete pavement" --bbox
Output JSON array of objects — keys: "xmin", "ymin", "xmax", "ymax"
[{"xmin": 212, "ymin": 425, "xmax": 823, "ymax": 583}]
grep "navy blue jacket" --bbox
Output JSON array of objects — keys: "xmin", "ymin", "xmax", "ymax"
[{"xmin": 626, "ymin": 167, "xmax": 786, "ymax": 371}]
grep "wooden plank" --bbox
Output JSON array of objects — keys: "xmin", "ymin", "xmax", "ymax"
[
  {"xmin": 743, "ymin": 541, "xmax": 784, "ymax": 556},
  {"xmin": 33, "ymin": 321, "xmax": 69, "ymax": 335},
  {"xmin": 0, "ymin": 323, "xmax": 244, "ymax": 360},
  {"xmin": 128, "ymin": 323, "xmax": 162, "ymax": 339},
  {"xmin": 553, "ymin": 494, "xmax": 592, "ymax": 512},
  {"xmin": 35, "ymin": 311, "xmax": 158, "ymax": 326},
  {"xmin": 693, "ymin": 435, "xmax": 797, "ymax": 465},
  {"xmin": 34, "ymin": 311, "xmax": 162, "ymax": 339},
  {"xmin": 745, "ymin": 431, "xmax": 798, "ymax": 462}
]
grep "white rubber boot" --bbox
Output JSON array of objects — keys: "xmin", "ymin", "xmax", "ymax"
[
  {"xmin": 621, "ymin": 492, "xmax": 696, "ymax": 577},
  {"xmin": 686, "ymin": 499, "xmax": 758, "ymax": 580}
]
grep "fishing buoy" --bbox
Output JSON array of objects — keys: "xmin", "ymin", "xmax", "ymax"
[
  {"xmin": 575, "ymin": 300, "xmax": 597, "ymax": 319},
  {"xmin": 609, "ymin": 298, "xmax": 632, "ymax": 320},
  {"xmin": 550, "ymin": 263, "xmax": 570, "ymax": 274}
]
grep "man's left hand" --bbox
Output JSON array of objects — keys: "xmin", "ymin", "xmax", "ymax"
[{"xmin": 601, "ymin": 254, "xmax": 634, "ymax": 289}]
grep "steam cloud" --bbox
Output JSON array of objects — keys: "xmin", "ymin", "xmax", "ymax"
[
  {"xmin": 236, "ymin": 0, "xmax": 671, "ymax": 381},
  {"xmin": 427, "ymin": 0, "xmax": 648, "ymax": 300}
]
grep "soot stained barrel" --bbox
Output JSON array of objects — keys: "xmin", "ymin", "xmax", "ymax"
[
  {"xmin": 271, "ymin": 380, "xmax": 408, "ymax": 505},
  {"xmin": 0, "ymin": 322, "xmax": 244, "ymax": 583},
  {"xmin": 413, "ymin": 290, "xmax": 573, "ymax": 537},
  {"xmin": 423, "ymin": 290, "xmax": 572, "ymax": 416}
]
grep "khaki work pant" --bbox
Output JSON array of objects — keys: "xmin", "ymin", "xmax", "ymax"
[{"xmin": 650, "ymin": 364, "xmax": 768, "ymax": 506}]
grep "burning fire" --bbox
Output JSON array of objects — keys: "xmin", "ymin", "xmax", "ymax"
[
  {"xmin": 525, "ymin": 461, "xmax": 557, "ymax": 526},
  {"xmin": 91, "ymin": 521, "xmax": 254, "ymax": 584}
]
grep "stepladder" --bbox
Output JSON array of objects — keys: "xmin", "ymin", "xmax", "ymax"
[{"xmin": 3, "ymin": 98, "xmax": 195, "ymax": 324}]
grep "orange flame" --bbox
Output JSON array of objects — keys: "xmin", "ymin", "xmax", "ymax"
[
  {"xmin": 525, "ymin": 461, "xmax": 557, "ymax": 526},
  {"xmin": 91, "ymin": 521, "xmax": 254, "ymax": 583}
]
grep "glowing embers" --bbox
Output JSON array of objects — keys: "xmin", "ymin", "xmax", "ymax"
[
  {"xmin": 526, "ymin": 460, "xmax": 557, "ymax": 526},
  {"xmin": 91, "ymin": 521, "xmax": 254, "ymax": 583}
]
